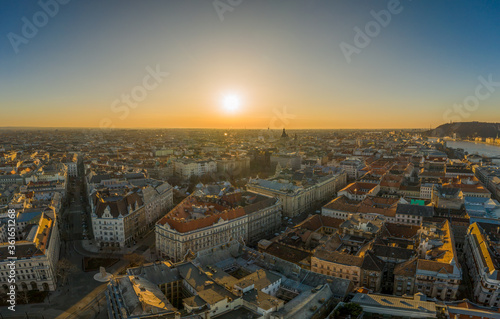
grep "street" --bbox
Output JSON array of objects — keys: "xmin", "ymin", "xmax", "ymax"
[{"xmin": 0, "ymin": 174, "xmax": 155, "ymax": 319}]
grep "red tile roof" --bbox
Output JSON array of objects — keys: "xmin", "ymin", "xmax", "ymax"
[{"xmin": 159, "ymin": 207, "xmax": 246, "ymax": 233}]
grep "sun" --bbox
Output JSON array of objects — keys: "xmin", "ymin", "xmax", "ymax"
[{"xmin": 222, "ymin": 94, "xmax": 241, "ymax": 113}]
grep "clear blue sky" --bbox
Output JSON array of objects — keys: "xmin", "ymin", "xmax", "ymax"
[{"xmin": 1, "ymin": 0, "xmax": 500, "ymax": 128}]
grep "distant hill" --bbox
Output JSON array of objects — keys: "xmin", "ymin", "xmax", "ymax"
[{"xmin": 426, "ymin": 122, "xmax": 500, "ymax": 139}]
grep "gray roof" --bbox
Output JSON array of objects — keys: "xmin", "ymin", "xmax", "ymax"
[
  {"xmin": 371, "ymin": 245, "xmax": 415, "ymax": 261},
  {"xmin": 396, "ymin": 204, "xmax": 434, "ymax": 217},
  {"xmin": 249, "ymin": 178, "xmax": 300, "ymax": 193},
  {"xmin": 273, "ymin": 284, "xmax": 334, "ymax": 319},
  {"xmin": 177, "ymin": 263, "xmax": 211, "ymax": 292},
  {"xmin": 436, "ymin": 186, "xmax": 461, "ymax": 197},
  {"xmin": 126, "ymin": 262, "xmax": 181, "ymax": 285},
  {"xmin": 352, "ymin": 293, "xmax": 436, "ymax": 315}
]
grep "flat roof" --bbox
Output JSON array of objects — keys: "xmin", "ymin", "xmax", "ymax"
[{"xmin": 352, "ymin": 293, "xmax": 436, "ymax": 316}]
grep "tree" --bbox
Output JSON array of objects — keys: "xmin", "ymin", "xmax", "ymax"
[
  {"xmin": 101, "ymin": 245, "xmax": 119, "ymax": 258},
  {"xmin": 56, "ymin": 258, "xmax": 78, "ymax": 286},
  {"xmin": 332, "ymin": 302, "xmax": 363, "ymax": 318},
  {"xmin": 124, "ymin": 253, "xmax": 146, "ymax": 267},
  {"xmin": 167, "ymin": 175, "xmax": 182, "ymax": 187},
  {"xmin": 19, "ymin": 290, "xmax": 30, "ymax": 304}
]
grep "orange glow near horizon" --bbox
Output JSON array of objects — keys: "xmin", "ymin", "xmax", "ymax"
[{"xmin": 3, "ymin": 1, "xmax": 500, "ymax": 129}]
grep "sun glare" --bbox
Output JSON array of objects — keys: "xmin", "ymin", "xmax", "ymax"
[{"xmin": 222, "ymin": 94, "xmax": 241, "ymax": 113}]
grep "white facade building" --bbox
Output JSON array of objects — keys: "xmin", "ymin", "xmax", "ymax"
[
  {"xmin": 156, "ymin": 192, "xmax": 281, "ymax": 262},
  {"xmin": 464, "ymin": 222, "xmax": 500, "ymax": 307},
  {"xmin": 246, "ymin": 169, "xmax": 347, "ymax": 218},
  {"xmin": 91, "ymin": 188, "xmax": 146, "ymax": 248},
  {"xmin": 420, "ymin": 183, "xmax": 435, "ymax": 199},
  {"xmin": 0, "ymin": 212, "xmax": 60, "ymax": 292},
  {"xmin": 340, "ymin": 158, "xmax": 365, "ymax": 179},
  {"xmin": 173, "ymin": 159, "xmax": 217, "ymax": 179}
]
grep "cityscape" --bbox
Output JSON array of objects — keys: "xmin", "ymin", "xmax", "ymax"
[{"xmin": 2, "ymin": 1, "xmax": 500, "ymax": 319}]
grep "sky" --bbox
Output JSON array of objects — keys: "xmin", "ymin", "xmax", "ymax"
[{"xmin": 1, "ymin": 0, "xmax": 500, "ymax": 129}]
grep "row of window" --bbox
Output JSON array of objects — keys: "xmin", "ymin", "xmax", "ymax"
[
  {"xmin": 0, "ymin": 273, "xmax": 38, "ymax": 281},
  {"xmin": 313, "ymin": 264, "xmax": 358, "ymax": 275},
  {"xmin": 0, "ymin": 262, "xmax": 44, "ymax": 270}
]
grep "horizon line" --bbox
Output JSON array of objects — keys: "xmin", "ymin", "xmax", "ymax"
[{"xmin": 0, "ymin": 126, "xmax": 431, "ymax": 131}]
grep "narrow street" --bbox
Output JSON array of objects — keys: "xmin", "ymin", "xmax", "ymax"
[{"xmin": 0, "ymin": 175, "xmax": 156, "ymax": 319}]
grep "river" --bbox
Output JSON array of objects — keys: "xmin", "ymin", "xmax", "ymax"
[{"xmin": 441, "ymin": 140, "xmax": 500, "ymax": 157}]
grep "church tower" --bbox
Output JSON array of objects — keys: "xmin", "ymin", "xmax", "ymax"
[{"xmin": 281, "ymin": 128, "xmax": 288, "ymax": 138}]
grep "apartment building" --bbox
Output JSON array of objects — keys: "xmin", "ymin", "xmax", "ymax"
[
  {"xmin": 420, "ymin": 183, "xmax": 435, "ymax": 199},
  {"xmin": 340, "ymin": 158, "xmax": 365, "ymax": 179},
  {"xmin": 85, "ymin": 170, "xmax": 146, "ymax": 197},
  {"xmin": 0, "ymin": 174, "xmax": 23, "ymax": 185},
  {"xmin": 52, "ymin": 152, "xmax": 79, "ymax": 177},
  {"xmin": 270, "ymin": 153, "xmax": 302, "ymax": 170},
  {"xmin": 337, "ymin": 182, "xmax": 380, "ymax": 201},
  {"xmin": 140, "ymin": 181, "xmax": 174, "ymax": 227},
  {"xmin": 311, "ymin": 250, "xmax": 384, "ymax": 292},
  {"xmin": 322, "ymin": 197, "xmax": 433, "ymax": 226},
  {"xmin": 322, "ymin": 195, "xmax": 400, "ymax": 221},
  {"xmin": 464, "ymin": 222, "xmax": 500, "ymax": 307},
  {"xmin": 156, "ymin": 191, "xmax": 281, "ymax": 262},
  {"xmin": 247, "ymin": 167, "xmax": 347, "ymax": 217},
  {"xmin": 0, "ymin": 184, "xmax": 17, "ymax": 207},
  {"xmin": 305, "ymin": 215, "xmax": 460, "ymax": 300},
  {"xmin": 339, "ymin": 213, "xmax": 385, "ymax": 239},
  {"xmin": 432, "ymin": 186, "xmax": 464, "ymax": 210},
  {"xmin": 91, "ymin": 187, "xmax": 147, "ymax": 247},
  {"xmin": 443, "ymin": 178, "xmax": 491, "ymax": 198},
  {"xmin": 350, "ymin": 293, "xmax": 437, "ymax": 319},
  {"xmin": 24, "ymin": 163, "xmax": 67, "ymax": 184},
  {"xmin": 173, "ymin": 158, "xmax": 217, "ymax": 179},
  {"xmin": 0, "ymin": 212, "xmax": 60, "ymax": 292},
  {"xmin": 107, "ymin": 241, "xmax": 350, "ymax": 319},
  {"xmin": 413, "ymin": 220, "xmax": 462, "ymax": 300},
  {"xmin": 395, "ymin": 204, "xmax": 434, "ymax": 225},
  {"xmin": 351, "ymin": 292, "xmax": 500, "ymax": 319},
  {"xmin": 216, "ymin": 156, "xmax": 250, "ymax": 175},
  {"xmin": 474, "ymin": 165, "xmax": 500, "ymax": 189}
]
